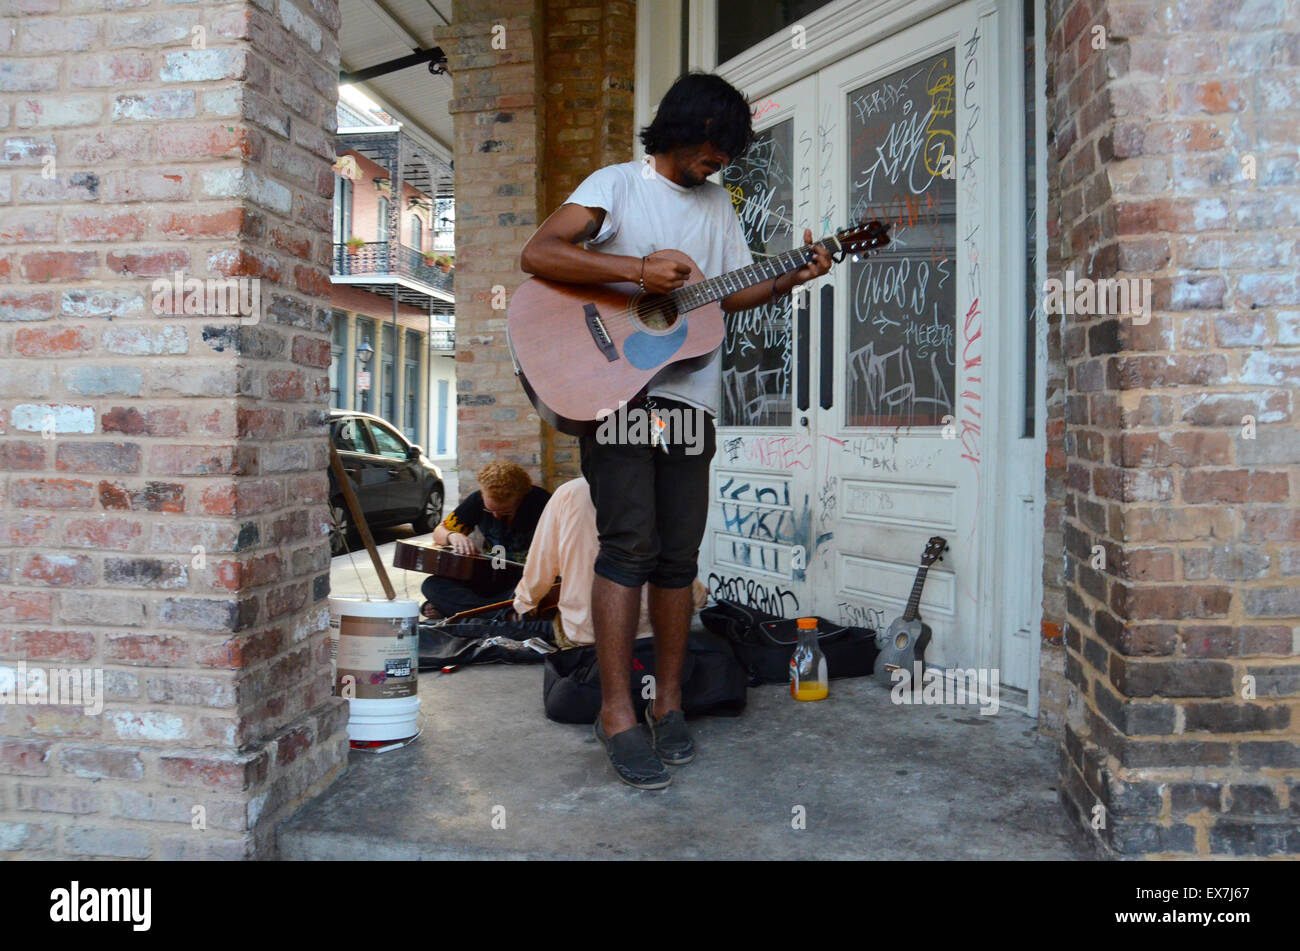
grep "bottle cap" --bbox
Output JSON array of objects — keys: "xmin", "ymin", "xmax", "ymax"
[{"xmin": 796, "ymin": 617, "xmax": 817, "ymax": 629}]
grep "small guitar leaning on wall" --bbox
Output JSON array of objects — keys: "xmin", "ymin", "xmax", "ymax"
[
  {"xmin": 873, "ymin": 536, "xmax": 949, "ymax": 689},
  {"xmin": 506, "ymin": 220, "xmax": 890, "ymax": 435}
]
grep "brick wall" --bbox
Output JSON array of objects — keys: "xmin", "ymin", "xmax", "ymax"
[
  {"xmin": 0, "ymin": 0, "xmax": 347, "ymax": 858},
  {"xmin": 437, "ymin": 0, "xmax": 634, "ymax": 497},
  {"xmin": 1044, "ymin": 0, "xmax": 1300, "ymax": 856}
]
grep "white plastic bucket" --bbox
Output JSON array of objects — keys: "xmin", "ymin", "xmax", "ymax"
[{"xmin": 329, "ymin": 596, "xmax": 421, "ymax": 744}]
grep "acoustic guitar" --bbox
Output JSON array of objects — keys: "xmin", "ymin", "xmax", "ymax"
[
  {"xmin": 872, "ymin": 536, "xmax": 948, "ymax": 689},
  {"xmin": 506, "ymin": 220, "xmax": 890, "ymax": 435},
  {"xmin": 392, "ymin": 540, "xmax": 525, "ymax": 590}
]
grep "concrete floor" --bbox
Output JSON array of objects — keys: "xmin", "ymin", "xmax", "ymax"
[
  {"xmin": 279, "ymin": 660, "xmax": 1093, "ymax": 860},
  {"xmin": 300, "ymin": 465, "xmax": 1092, "ymax": 860}
]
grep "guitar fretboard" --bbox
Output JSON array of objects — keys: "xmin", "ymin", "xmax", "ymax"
[
  {"xmin": 669, "ymin": 234, "xmax": 845, "ymax": 313},
  {"xmin": 903, "ymin": 566, "xmax": 929, "ymax": 623}
]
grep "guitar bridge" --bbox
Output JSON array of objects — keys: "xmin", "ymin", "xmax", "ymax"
[{"xmin": 584, "ymin": 303, "xmax": 618, "ymax": 362}]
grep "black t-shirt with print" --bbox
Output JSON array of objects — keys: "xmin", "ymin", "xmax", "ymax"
[{"xmin": 442, "ymin": 485, "xmax": 551, "ymax": 563}]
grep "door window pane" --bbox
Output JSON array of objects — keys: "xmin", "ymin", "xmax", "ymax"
[
  {"xmin": 720, "ymin": 117, "xmax": 795, "ymax": 428},
  {"xmin": 333, "ymin": 176, "xmax": 351, "ymax": 244},
  {"xmin": 404, "ymin": 329, "xmax": 421, "ymax": 442},
  {"xmin": 1023, "ymin": 0, "xmax": 1037, "ymax": 438},
  {"xmin": 436, "ymin": 379, "xmax": 449, "ymax": 455},
  {"xmin": 845, "ymin": 49, "xmax": 957, "ymax": 427},
  {"xmin": 381, "ymin": 357, "xmax": 395, "ymax": 423},
  {"xmin": 377, "ymin": 196, "xmax": 389, "ymax": 243},
  {"xmin": 367, "ymin": 420, "xmax": 408, "ymax": 460}
]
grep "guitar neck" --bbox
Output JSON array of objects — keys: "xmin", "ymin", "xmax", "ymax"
[
  {"xmin": 669, "ymin": 233, "xmax": 845, "ymax": 312},
  {"xmin": 903, "ymin": 566, "xmax": 929, "ymax": 622}
]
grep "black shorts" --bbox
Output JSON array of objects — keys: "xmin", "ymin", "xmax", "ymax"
[{"xmin": 579, "ymin": 398, "xmax": 716, "ymax": 589}]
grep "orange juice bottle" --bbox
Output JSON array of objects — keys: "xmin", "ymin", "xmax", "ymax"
[{"xmin": 789, "ymin": 617, "xmax": 828, "ymax": 701}]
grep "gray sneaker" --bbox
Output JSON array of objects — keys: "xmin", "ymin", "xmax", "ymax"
[
  {"xmin": 644, "ymin": 706, "xmax": 696, "ymax": 765},
  {"xmin": 593, "ymin": 718, "xmax": 671, "ymax": 790}
]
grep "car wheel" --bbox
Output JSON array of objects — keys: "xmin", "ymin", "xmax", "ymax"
[
  {"xmin": 329, "ymin": 500, "xmax": 351, "ymax": 556},
  {"xmin": 411, "ymin": 486, "xmax": 443, "ymax": 535}
]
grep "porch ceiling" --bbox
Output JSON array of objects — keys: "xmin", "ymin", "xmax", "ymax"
[{"xmin": 339, "ymin": 0, "xmax": 455, "ymax": 163}]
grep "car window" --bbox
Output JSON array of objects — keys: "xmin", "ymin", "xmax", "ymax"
[
  {"xmin": 366, "ymin": 420, "xmax": 409, "ymax": 460},
  {"xmin": 334, "ymin": 418, "xmax": 373, "ymax": 454}
]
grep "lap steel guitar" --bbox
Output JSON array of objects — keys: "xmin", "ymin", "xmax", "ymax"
[
  {"xmin": 506, "ymin": 220, "xmax": 889, "ymax": 435},
  {"xmin": 393, "ymin": 540, "xmax": 524, "ymax": 589}
]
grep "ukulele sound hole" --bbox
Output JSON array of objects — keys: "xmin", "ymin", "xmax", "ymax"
[
  {"xmin": 636, "ymin": 296, "xmax": 679, "ymax": 332},
  {"xmin": 895, "ymin": 632, "xmax": 910, "ymax": 650}
]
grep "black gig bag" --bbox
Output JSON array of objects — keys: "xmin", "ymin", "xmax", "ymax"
[
  {"xmin": 541, "ymin": 630, "xmax": 747, "ymax": 724},
  {"xmin": 698, "ymin": 599, "xmax": 879, "ymax": 684}
]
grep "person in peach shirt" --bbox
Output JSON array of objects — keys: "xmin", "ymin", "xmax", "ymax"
[{"xmin": 512, "ymin": 478, "xmax": 707, "ymax": 649}]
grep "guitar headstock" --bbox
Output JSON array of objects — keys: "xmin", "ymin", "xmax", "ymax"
[
  {"xmin": 833, "ymin": 219, "xmax": 891, "ymax": 262},
  {"xmin": 921, "ymin": 536, "xmax": 949, "ymax": 567}
]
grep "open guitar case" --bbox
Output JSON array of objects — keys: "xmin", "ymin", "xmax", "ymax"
[
  {"xmin": 699, "ymin": 599, "xmax": 879, "ymax": 685},
  {"xmin": 417, "ymin": 612, "xmax": 559, "ymax": 670}
]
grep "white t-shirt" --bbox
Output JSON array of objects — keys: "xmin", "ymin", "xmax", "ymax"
[{"xmin": 564, "ymin": 160, "xmax": 755, "ymax": 416}]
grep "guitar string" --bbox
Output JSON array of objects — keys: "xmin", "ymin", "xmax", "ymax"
[
  {"xmin": 588, "ymin": 204, "xmax": 886, "ymax": 330},
  {"xmin": 341, "ymin": 523, "xmax": 372, "ymax": 602},
  {"xmin": 587, "ymin": 187, "xmax": 876, "ymax": 330},
  {"xmin": 592, "ymin": 232, "xmax": 881, "ymax": 332}
]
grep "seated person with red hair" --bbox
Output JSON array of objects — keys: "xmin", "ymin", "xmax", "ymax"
[{"xmin": 421, "ymin": 461, "xmax": 551, "ymax": 620}]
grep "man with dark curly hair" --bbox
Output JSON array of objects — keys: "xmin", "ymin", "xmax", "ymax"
[
  {"xmin": 520, "ymin": 73, "xmax": 832, "ymax": 789},
  {"xmin": 420, "ymin": 461, "xmax": 550, "ymax": 620}
]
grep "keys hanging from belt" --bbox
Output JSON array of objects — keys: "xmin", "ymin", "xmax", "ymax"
[{"xmin": 645, "ymin": 398, "xmax": 670, "ymax": 454}]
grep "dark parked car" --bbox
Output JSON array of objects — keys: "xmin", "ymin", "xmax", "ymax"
[{"xmin": 327, "ymin": 410, "xmax": 444, "ymax": 556}]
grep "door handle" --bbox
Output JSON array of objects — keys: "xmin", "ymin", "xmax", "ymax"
[
  {"xmin": 819, "ymin": 284, "xmax": 834, "ymax": 411},
  {"xmin": 796, "ymin": 286, "xmax": 810, "ymax": 414}
]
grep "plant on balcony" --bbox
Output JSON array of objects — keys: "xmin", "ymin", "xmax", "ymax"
[
  {"xmin": 433, "ymin": 254, "xmax": 454, "ymax": 273},
  {"xmin": 345, "ymin": 236, "xmax": 366, "ymax": 255},
  {"xmin": 422, "ymin": 250, "xmax": 439, "ymax": 267}
]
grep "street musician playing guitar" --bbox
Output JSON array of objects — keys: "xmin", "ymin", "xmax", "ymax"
[
  {"xmin": 518, "ymin": 73, "xmax": 834, "ymax": 790},
  {"xmin": 419, "ymin": 460, "xmax": 550, "ymax": 620}
]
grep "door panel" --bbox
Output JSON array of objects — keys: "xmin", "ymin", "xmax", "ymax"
[
  {"xmin": 706, "ymin": 78, "xmax": 817, "ymax": 618},
  {"xmin": 706, "ymin": 3, "xmax": 1020, "ymax": 686},
  {"xmin": 816, "ymin": 4, "xmax": 982, "ymax": 674}
]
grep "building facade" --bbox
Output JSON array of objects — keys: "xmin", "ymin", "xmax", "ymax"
[{"xmin": 329, "ymin": 112, "xmax": 456, "ymax": 459}]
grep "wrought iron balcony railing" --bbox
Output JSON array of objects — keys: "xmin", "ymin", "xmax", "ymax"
[
  {"xmin": 333, "ymin": 241, "xmax": 454, "ymax": 296},
  {"xmin": 429, "ymin": 329, "xmax": 455, "ymax": 351}
]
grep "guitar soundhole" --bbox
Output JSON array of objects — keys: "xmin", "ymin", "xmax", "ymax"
[
  {"xmin": 635, "ymin": 295, "xmax": 680, "ymax": 332},
  {"xmin": 895, "ymin": 632, "xmax": 910, "ymax": 650}
]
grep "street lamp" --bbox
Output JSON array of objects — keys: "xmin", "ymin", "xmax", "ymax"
[{"xmin": 355, "ymin": 340, "xmax": 374, "ymax": 412}]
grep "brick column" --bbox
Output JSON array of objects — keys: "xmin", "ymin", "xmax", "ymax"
[
  {"xmin": 437, "ymin": 1, "xmax": 548, "ymax": 491},
  {"xmin": 437, "ymin": 0, "xmax": 635, "ymax": 496},
  {"xmin": 1045, "ymin": 0, "xmax": 1300, "ymax": 857},
  {"xmin": 0, "ymin": 0, "xmax": 346, "ymax": 858}
]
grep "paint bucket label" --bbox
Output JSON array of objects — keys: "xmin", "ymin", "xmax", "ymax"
[{"xmin": 334, "ymin": 613, "xmax": 418, "ymax": 700}]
